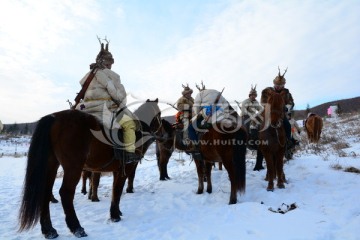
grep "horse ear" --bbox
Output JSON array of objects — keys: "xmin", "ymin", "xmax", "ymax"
[
  {"xmin": 155, "ymin": 98, "xmax": 158, "ymax": 102},
  {"xmin": 146, "ymin": 99, "xmax": 150, "ymax": 102}
]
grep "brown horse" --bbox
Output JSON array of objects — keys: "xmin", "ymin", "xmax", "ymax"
[
  {"xmin": 305, "ymin": 114, "xmax": 323, "ymax": 143},
  {"xmin": 18, "ymin": 99, "xmax": 161, "ymax": 238},
  {"xmin": 259, "ymin": 91, "xmax": 287, "ymax": 191},
  {"xmin": 194, "ymin": 107, "xmax": 247, "ymax": 204}
]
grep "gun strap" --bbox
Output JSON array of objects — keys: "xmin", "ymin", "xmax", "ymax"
[{"xmin": 72, "ymin": 67, "xmax": 98, "ymax": 109}]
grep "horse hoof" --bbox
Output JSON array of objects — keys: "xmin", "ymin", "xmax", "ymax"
[
  {"xmin": 91, "ymin": 198, "xmax": 100, "ymax": 202},
  {"xmin": 253, "ymin": 166, "xmax": 265, "ymax": 171},
  {"xmin": 111, "ymin": 217, "xmax": 121, "ymax": 222},
  {"xmin": 44, "ymin": 229, "xmax": 58, "ymax": 239},
  {"xmin": 229, "ymin": 199, "xmax": 237, "ymax": 204},
  {"xmin": 126, "ymin": 188, "xmax": 134, "ymax": 193},
  {"xmin": 266, "ymin": 187, "xmax": 274, "ymax": 192},
  {"xmin": 73, "ymin": 227, "xmax": 87, "ymax": 238},
  {"xmin": 277, "ymin": 183, "xmax": 285, "ymax": 189}
]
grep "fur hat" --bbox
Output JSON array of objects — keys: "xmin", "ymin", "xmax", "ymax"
[
  {"xmin": 249, "ymin": 84, "xmax": 257, "ymax": 96},
  {"xmin": 273, "ymin": 66, "xmax": 288, "ymax": 85},
  {"xmin": 181, "ymin": 84, "xmax": 193, "ymax": 96},
  {"xmin": 92, "ymin": 37, "xmax": 114, "ymax": 69}
]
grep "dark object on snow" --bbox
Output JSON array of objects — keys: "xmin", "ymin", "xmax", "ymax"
[{"xmin": 269, "ymin": 203, "xmax": 297, "ymax": 214}]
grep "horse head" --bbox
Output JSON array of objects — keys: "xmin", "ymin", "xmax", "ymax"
[
  {"xmin": 266, "ymin": 91, "xmax": 285, "ymax": 127},
  {"xmin": 134, "ymin": 98, "xmax": 162, "ymax": 134}
]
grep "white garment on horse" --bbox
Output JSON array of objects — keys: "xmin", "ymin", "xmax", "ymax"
[
  {"xmin": 192, "ymin": 89, "xmax": 230, "ymax": 124},
  {"xmin": 289, "ymin": 118, "xmax": 301, "ymax": 141},
  {"xmin": 75, "ymin": 68, "xmax": 127, "ymax": 129}
]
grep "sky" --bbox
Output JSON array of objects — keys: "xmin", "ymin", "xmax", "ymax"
[
  {"xmin": 1, "ymin": 0, "xmax": 359, "ymax": 123},
  {"xmin": 1, "ymin": 115, "xmax": 360, "ymax": 239}
]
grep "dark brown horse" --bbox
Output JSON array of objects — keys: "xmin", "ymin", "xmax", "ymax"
[
  {"xmin": 18, "ymin": 99, "xmax": 161, "ymax": 238},
  {"xmin": 155, "ymin": 119, "xmax": 197, "ymax": 180},
  {"xmin": 259, "ymin": 91, "xmax": 287, "ymax": 191},
  {"xmin": 305, "ymin": 113, "xmax": 323, "ymax": 143},
  {"xmin": 194, "ymin": 107, "xmax": 247, "ymax": 204}
]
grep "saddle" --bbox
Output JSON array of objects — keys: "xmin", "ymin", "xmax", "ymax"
[{"xmin": 173, "ymin": 119, "xmax": 207, "ymax": 154}]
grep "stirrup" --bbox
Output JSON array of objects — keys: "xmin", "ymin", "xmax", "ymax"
[{"xmin": 125, "ymin": 152, "xmax": 141, "ymax": 163}]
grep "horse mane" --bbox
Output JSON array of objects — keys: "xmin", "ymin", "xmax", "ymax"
[
  {"xmin": 268, "ymin": 92, "xmax": 285, "ymax": 118},
  {"xmin": 133, "ymin": 98, "xmax": 160, "ymax": 128}
]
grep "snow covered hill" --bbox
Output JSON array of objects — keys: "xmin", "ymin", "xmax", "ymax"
[{"xmin": 0, "ymin": 113, "xmax": 359, "ymax": 239}]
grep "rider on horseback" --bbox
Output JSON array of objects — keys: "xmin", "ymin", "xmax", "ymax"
[
  {"xmin": 76, "ymin": 38, "xmax": 140, "ymax": 162},
  {"xmin": 241, "ymin": 85, "xmax": 265, "ymax": 170},
  {"xmin": 261, "ymin": 67, "xmax": 295, "ymax": 154},
  {"xmin": 241, "ymin": 85, "xmax": 264, "ymax": 148},
  {"xmin": 176, "ymin": 84, "xmax": 199, "ymax": 150}
]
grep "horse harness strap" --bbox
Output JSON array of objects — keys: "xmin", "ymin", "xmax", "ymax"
[
  {"xmin": 269, "ymin": 120, "xmax": 285, "ymax": 147},
  {"xmin": 270, "ymin": 120, "xmax": 282, "ymax": 129}
]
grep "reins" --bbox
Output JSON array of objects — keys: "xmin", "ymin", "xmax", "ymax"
[{"xmin": 268, "ymin": 96, "xmax": 286, "ymax": 148}]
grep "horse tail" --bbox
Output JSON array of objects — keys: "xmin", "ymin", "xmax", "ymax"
[
  {"xmin": 19, "ymin": 114, "xmax": 55, "ymax": 232},
  {"xmin": 233, "ymin": 128, "xmax": 247, "ymax": 194}
]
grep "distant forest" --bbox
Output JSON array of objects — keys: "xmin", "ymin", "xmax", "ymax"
[{"xmin": 2, "ymin": 96, "xmax": 360, "ymax": 136}]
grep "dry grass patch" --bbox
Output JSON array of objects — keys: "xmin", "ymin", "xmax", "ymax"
[
  {"xmin": 344, "ymin": 166, "xmax": 360, "ymax": 174},
  {"xmin": 331, "ymin": 164, "xmax": 360, "ymax": 174},
  {"xmin": 331, "ymin": 163, "xmax": 343, "ymax": 170},
  {"xmin": 332, "ymin": 141, "xmax": 350, "ymax": 150}
]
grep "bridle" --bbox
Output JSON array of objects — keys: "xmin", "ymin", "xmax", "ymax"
[
  {"xmin": 268, "ymin": 95, "xmax": 286, "ymax": 147},
  {"xmin": 151, "ymin": 113, "xmax": 163, "ymax": 135}
]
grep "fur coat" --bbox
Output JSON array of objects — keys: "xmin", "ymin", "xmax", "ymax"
[{"xmin": 76, "ymin": 68, "xmax": 127, "ymax": 128}]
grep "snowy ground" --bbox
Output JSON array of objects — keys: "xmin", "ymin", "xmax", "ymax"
[{"xmin": 1, "ymin": 114, "xmax": 360, "ymax": 240}]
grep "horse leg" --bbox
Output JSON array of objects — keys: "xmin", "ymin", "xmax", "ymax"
[
  {"xmin": 221, "ymin": 160, "xmax": 238, "ymax": 204},
  {"xmin": 263, "ymin": 153, "xmax": 275, "ymax": 191},
  {"xmin": 110, "ymin": 172, "xmax": 123, "ymax": 221},
  {"xmin": 276, "ymin": 153, "xmax": 286, "ymax": 188},
  {"xmin": 193, "ymin": 155, "xmax": 204, "ymax": 194},
  {"xmin": 90, "ymin": 172, "xmax": 101, "ymax": 201},
  {"xmin": 253, "ymin": 150, "xmax": 265, "ymax": 171},
  {"xmin": 205, "ymin": 162, "xmax": 213, "ymax": 194},
  {"xmin": 81, "ymin": 170, "xmax": 90, "ymax": 195},
  {"xmin": 110, "ymin": 166, "xmax": 133, "ymax": 221},
  {"xmin": 40, "ymin": 156, "xmax": 60, "ymax": 239},
  {"xmin": 158, "ymin": 148, "xmax": 172, "ymax": 180},
  {"xmin": 126, "ymin": 162, "xmax": 138, "ymax": 193},
  {"xmin": 60, "ymin": 169, "xmax": 87, "ymax": 237}
]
